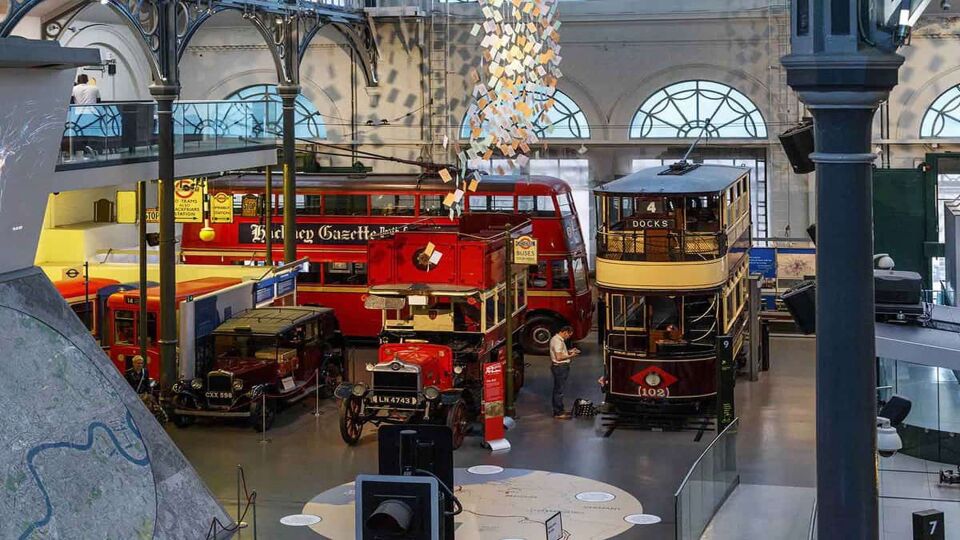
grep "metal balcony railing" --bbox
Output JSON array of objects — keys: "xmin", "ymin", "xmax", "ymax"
[
  {"xmin": 596, "ymin": 229, "xmax": 726, "ymax": 262},
  {"xmin": 59, "ymin": 100, "xmax": 278, "ymax": 170}
]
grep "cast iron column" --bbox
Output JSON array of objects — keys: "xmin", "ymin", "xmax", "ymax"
[
  {"xmin": 265, "ymin": 166, "xmax": 274, "ymax": 266},
  {"xmin": 138, "ymin": 180, "xmax": 148, "ymax": 362},
  {"xmin": 783, "ymin": 1, "xmax": 903, "ymax": 536},
  {"xmin": 151, "ymin": 0, "xmax": 180, "ymax": 390},
  {"xmin": 278, "ymin": 85, "xmax": 300, "ymax": 264}
]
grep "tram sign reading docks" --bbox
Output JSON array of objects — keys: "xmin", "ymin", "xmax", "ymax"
[
  {"xmin": 513, "ymin": 235, "xmax": 538, "ymax": 265},
  {"xmin": 626, "ymin": 218, "xmax": 676, "ymax": 230}
]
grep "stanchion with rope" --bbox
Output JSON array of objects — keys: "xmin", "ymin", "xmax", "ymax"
[{"xmin": 207, "ymin": 464, "xmax": 257, "ymax": 539}]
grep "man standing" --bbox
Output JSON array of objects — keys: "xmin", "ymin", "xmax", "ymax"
[
  {"xmin": 71, "ymin": 74, "xmax": 101, "ymax": 105},
  {"xmin": 125, "ymin": 355, "xmax": 149, "ymax": 394},
  {"xmin": 549, "ymin": 325, "xmax": 580, "ymax": 419}
]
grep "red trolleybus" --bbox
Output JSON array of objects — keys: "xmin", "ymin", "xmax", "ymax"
[
  {"xmin": 181, "ymin": 174, "xmax": 592, "ymax": 353},
  {"xmin": 54, "ymin": 277, "xmax": 120, "ymax": 340},
  {"xmin": 105, "ymin": 277, "xmax": 242, "ymax": 380}
]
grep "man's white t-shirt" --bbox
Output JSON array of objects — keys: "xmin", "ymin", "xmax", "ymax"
[
  {"xmin": 72, "ymin": 84, "xmax": 101, "ymax": 105},
  {"xmin": 549, "ymin": 334, "xmax": 570, "ymax": 364}
]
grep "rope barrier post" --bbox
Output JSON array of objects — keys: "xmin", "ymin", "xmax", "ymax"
[
  {"xmin": 252, "ymin": 495, "xmax": 258, "ymax": 540},
  {"xmin": 236, "ymin": 464, "xmax": 248, "ymax": 530},
  {"xmin": 314, "ymin": 368, "xmax": 321, "ymax": 417}
]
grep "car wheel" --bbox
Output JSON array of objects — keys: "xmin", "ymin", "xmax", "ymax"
[
  {"xmin": 339, "ymin": 396, "xmax": 364, "ymax": 445},
  {"xmin": 250, "ymin": 399, "xmax": 276, "ymax": 432},
  {"xmin": 446, "ymin": 400, "xmax": 468, "ymax": 450},
  {"xmin": 522, "ymin": 315, "xmax": 558, "ymax": 355}
]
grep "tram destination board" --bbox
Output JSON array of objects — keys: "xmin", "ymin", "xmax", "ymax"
[
  {"xmin": 238, "ymin": 223, "xmax": 411, "ymax": 245},
  {"xmin": 625, "ymin": 218, "xmax": 675, "ymax": 230}
]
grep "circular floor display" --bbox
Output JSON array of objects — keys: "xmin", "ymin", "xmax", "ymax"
[
  {"xmin": 304, "ymin": 468, "xmax": 644, "ymax": 539},
  {"xmin": 576, "ymin": 491, "xmax": 616, "ymax": 503},
  {"xmin": 280, "ymin": 514, "xmax": 322, "ymax": 527},
  {"xmin": 467, "ymin": 465, "xmax": 504, "ymax": 475},
  {"xmin": 624, "ymin": 514, "xmax": 662, "ymax": 525}
]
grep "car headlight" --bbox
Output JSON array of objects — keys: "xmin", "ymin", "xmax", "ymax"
[
  {"xmin": 453, "ymin": 365, "xmax": 464, "ymax": 375},
  {"xmin": 172, "ymin": 383, "xmax": 182, "ymax": 393},
  {"xmin": 191, "ymin": 378, "xmax": 203, "ymax": 390},
  {"xmin": 365, "ymin": 362, "xmax": 376, "ymax": 372},
  {"xmin": 351, "ymin": 383, "xmax": 368, "ymax": 397},
  {"xmin": 232, "ymin": 379, "xmax": 244, "ymax": 391},
  {"xmin": 423, "ymin": 386, "xmax": 441, "ymax": 401}
]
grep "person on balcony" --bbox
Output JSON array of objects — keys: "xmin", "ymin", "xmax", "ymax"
[{"xmin": 71, "ymin": 74, "xmax": 101, "ymax": 105}]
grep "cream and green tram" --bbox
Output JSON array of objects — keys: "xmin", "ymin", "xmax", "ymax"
[{"xmin": 594, "ymin": 164, "xmax": 751, "ymax": 414}]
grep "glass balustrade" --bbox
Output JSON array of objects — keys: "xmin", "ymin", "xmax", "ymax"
[
  {"xmin": 674, "ymin": 417, "xmax": 740, "ymax": 540},
  {"xmin": 58, "ymin": 100, "xmax": 278, "ymax": 169}
]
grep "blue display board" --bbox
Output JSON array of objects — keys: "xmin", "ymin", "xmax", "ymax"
[{"xmin": 750, "ymin": 247, "xmax": 777, "ymax": 279}]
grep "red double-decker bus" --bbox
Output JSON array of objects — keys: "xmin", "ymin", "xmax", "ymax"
[{"xmin": 181, "ymin": 174, "xmax": 592, "ymax": 353}]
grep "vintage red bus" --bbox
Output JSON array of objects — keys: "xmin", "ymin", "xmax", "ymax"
[
  {"xmin": 105, "ymin": 277, "xmax": 242, "ymax": 380},
  {"xmin": 181, "ymin": 174, "xmax": 592, "ymax": 353}
]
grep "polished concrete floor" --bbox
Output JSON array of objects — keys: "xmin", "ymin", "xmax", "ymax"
[{"xmin": 168, "ymin": 334, "xmax": 818, "ymax": 539}]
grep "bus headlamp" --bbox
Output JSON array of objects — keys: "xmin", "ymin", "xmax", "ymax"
[
  {"xmin": 423, "ymin": 386, "xmax": 441, "ymax": 401},
  {"xmin": 191, "ymin": 378, "xmax": 203, "ymax": 390},
  {"xmin": 453, "ymin": 365, "xmax": 464, "ymax": 375},
  {"xmin": 351, "ymin": 383, "xmax": 368, "ymax": 397},
  {"xmin": 365, "ymin": 362, "xmax": 376, "ymax": 372}
]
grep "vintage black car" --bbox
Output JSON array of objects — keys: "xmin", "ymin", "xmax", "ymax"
[{"xmin": 170, "ymin": 306, "xmax": 344, "ymax": 431}]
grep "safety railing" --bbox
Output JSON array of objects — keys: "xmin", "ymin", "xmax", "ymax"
[
  {"xmin": 674, "ymin": 417, "xmax": 740, "ymax": 540},
  {"xmin": 596, "ymin": 229, "xmax": 725, "ymax": 262},
  {"xmin": 59, "ymin": 100, "xmax": 276, "ymax": 169}
]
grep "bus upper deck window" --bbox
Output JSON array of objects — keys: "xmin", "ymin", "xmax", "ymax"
[
  {"xmin": 491, "ymin": 196, "xmax": 514, "ymax": 212},
  {"xmin": 419, "ymin": 195, "xmax": 445, "ymax": 216},
  {"xmin": 468, "ymin": 195, "xmax": 490, "ymax": 212},
  {"xmin": 114, "ymin": 310, "xmax": 135, "ymax": 345},
  {"xmin": 372, "ymin": 195, "xmax": 415, "ymax": 216},
  {"xmin": 536, "ymin": 196, "xmax": 556, "ymax": 216},
  {"xmin": 301, "ymin": 195, "xmax": 322, "ymax": 215},
  {"xmin": 517, "ymin": 196, "xmax": 535, "ymax": 213}
]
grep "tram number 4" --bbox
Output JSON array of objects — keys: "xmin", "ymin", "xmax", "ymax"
[{"xmin": 638, "ymin": 387, "xmax": 668, "ymax": 398}]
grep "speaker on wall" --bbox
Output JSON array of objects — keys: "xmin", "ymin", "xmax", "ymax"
[{"xmin": 779, "ymin": 119, "xmax": 816, "ymax": 174}]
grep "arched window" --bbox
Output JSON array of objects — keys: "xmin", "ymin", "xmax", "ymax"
[
  {"xmin": 224, "ymin": 84, "xmax": 327, "ymax": 139},
  {"xmin": 630, "ymin": 80, "xmax": 767, "ymax": 139},
  {"xmin": 460, "ymin": 87, "xmax": 590, "ymax": 140},
  {"xmin": 921, "ymin": 85, "xmax": 960, "ymax": 138}
]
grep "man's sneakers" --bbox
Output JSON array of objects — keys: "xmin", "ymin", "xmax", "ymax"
[{"xmin": 553, "ymin": 412, "xmax": 572, "ymax": 420}]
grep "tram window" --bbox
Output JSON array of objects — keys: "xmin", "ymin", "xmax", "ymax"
[
  {"xmin": 371, "ymin": 195, "xmax": 415, "ymax": 216},
  {"xmin": 649, "ymin": 296, "xmax": 680, "ymax": 330},
  {"xmin": 518, "ymin": 196, "xmax": 535, "ymax": 213},
  {"xmin": 298, "ymin": 262, "xmax": 322, "ymax": 284},
  {"xmin": 419, "ymin": 195, "xmax": 445, "ymax": 216},
  {"xmin": 572, "ymin": 258, "xmax": 588, "ymax": 293},
  {"xmin": 528, "ymin": 262, "xmax": 549, "ymax": 288},
  {"xmin": 300, "ymin": 195, "xmax": 322, "ymax": 215},
  {"xmin": 496, "ymin": 288, "xmax": 506, "ymax": 323},
  {"xmin": 611, "ymin": 295, "xmax": 645, "ymax": 329},
  {"xmin": 114, "ymin": 310, "xmax": 135, "ymax": 345},
  {"xmin": 323, "ymin": 262, "xmax": 367, "ymax": 285},
  {"xmin": 147, "ymin": 312, "xmax": 158, "ymax": 345},
  {"xmin": 323, "ymin": 195, "xmax": 368, "ymax": 216},
  {"xmin": 551, "ymin": 260, "xmax": 571, "ymax": 289},
  {"xmin": 485, "ymin": 295, "xmax": 496, "ymax": 328}
]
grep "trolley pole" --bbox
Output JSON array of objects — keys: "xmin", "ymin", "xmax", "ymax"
[
  {"xmin": 138, "ymin": 180, "xmax": 148, "ymax": 362},
  {"xmin": 783, "ymin": 1, "xmax": 903, "ymax": 537},
  {"xmin": 264, "ymin": 166, "xmax": 273, "ymax": 266},
  {"xmin": 504, "ymin": 233, "xmax": 515, "ymax": 418}
]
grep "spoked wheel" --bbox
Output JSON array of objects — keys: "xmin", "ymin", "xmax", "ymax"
[
  {"xmin": 170, "ymin": 395, "xmax": 195, "ymax": 428},
  {"xmin": 339, "ymin": 396, "xmax": 364, "ymax": 445},
  {"xmin": 446, "ymin": 400, "xmax": 468, "ymax": 450}
]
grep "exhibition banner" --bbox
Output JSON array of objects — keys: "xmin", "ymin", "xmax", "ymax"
[{"xmin": 483, "ymin": 359, "xmax": 506, "ymax": 444}]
